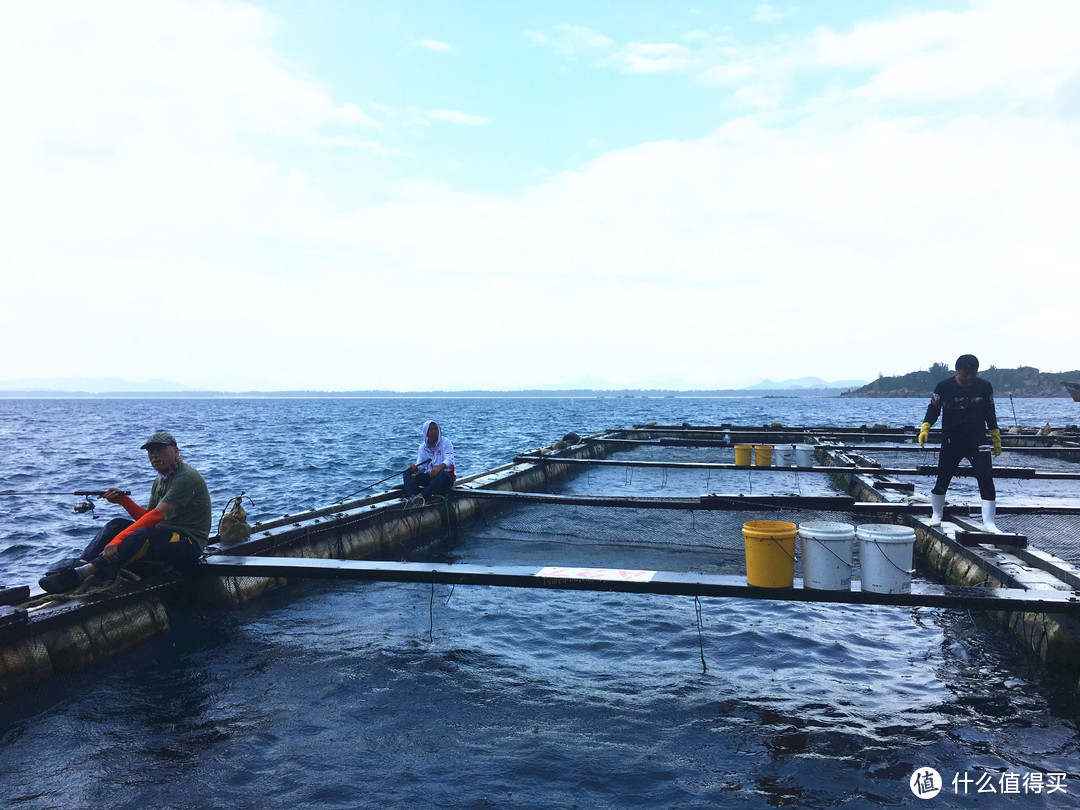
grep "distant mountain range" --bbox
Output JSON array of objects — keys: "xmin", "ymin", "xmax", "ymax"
[
  {"xmin": 0, "ymin": 376, "xmax": 193, "ymax": 393},
  {"xmin": 9, "ymin": 370, "xmax": 1076, "ymax": 398},
  {"xmin": 843, "ymin": 365, "xmax": 1080, "ymax": 398},
  {"xmin": 743, "ymin": 377, "xmax": 867, "ymax": 391},
  {"xmin": 0, "ymin": 375, "xmax": 868, "ymax": 396}
]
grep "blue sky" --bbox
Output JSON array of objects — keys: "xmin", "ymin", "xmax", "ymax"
[{"xmin": 1, "ymin": 0, "xmax": 1077, "ymax": 391}]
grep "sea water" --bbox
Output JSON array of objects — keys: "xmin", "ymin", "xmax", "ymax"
[{"xmin": 0, "ymin": 397, "xmax": 1078, "ymax": 808}]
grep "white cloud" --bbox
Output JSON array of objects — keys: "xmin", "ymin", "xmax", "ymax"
[
  {"xmin": 705, "ymin": 0, "xmax": 1080, "ymax": 112},
  {"xmin": 416, "ymin": 38, "xmax": 456, "ymax": 53},
  {"xmin": 753, "ymin": 5, "xmax": 790, "ymax": 23},
  {"xmin": 427, "ymin": 110, "xmax": 491, "ymax": 126},
  {"xmin": 603, "ymin": 42, "xmax": 695, "ymax": 74},
  {"xmin": 526, "ymin": 24, "xmax": 614, "ymax": 55},
  {"xmin": 1, "ymin": 0, "xmax": 1078, "ymax": 390}
]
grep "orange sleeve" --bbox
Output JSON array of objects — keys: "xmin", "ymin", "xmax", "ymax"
[
  {"xmin": 113, "ymin": 495, "xmax": 149, "ymax": 520},
  {"xmin": 107, "ymin": 509, "xmax": 165, "ymax": 546}
]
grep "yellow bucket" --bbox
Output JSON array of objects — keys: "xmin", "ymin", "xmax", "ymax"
[
  {"xmin": 734, "ymin": 444, "xmax": 752, "ymax": 466},
  {"xmin": 742, "ymin": 520, "xmax": 797, "ymax": 587},
  {"xmin": 754, "ymin": 445, "xmax": 773, "ymax": 467}
]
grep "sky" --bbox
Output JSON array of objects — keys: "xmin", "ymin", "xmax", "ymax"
[{"xmin": 1, "ymin": 0, "xmax": 1078, "ymax": 392}]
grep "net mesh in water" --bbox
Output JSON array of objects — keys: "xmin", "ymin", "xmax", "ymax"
[
  {"xmin": 991, "ymin": 513, "xmax": 1080, "ymax": 566},
  {"xmin": 842, "ymin": 447, "xmax": 1080, "ymax": 565},
  {"xmin": 457, "ymin": 499, "xmax": 879, "ymax": 580}
]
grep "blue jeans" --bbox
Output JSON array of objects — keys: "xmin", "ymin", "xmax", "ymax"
[
  {"xmin": 81, "ymin": 517, "xmax": 202, "ymax": 580},
  {"xmin": 402, "ymin": 469, "xmax": 454, "ymax": 499}
]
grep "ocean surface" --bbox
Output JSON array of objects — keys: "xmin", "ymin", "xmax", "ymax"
[{"xmin": 1, "ymin": 396, "xmax": 1078, "ymax": 808}]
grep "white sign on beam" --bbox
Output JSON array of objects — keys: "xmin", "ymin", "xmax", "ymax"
[{"xmin": 536, "ymin": 566, "xmax": 657, "ymax": 583}]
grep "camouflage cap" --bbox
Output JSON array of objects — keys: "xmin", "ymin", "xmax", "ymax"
[{"xmin": 140, "ymin": 431, "xmax": 178, "ymax": 450}]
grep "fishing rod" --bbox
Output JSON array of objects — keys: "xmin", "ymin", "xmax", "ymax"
[
  {"xmin": 0, "ymin": 490, "xmax": 131, "ymax": 497},
  {"xmin": 0, "ymin": 490, "xmax": 132, "ymax": 515},
  {"xmin": 334, "ymin": 469, "xmax": 411, "ymax": 503}
]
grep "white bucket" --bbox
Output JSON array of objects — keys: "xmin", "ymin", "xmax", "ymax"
[
  {"xmin": 857, "ymin": 524, "xmax": 916, "ymax": 594},
  {"xmin": 794, "ymin": 444, "xmax": 815, "ymax": 467},
  {"xmin": 772, "ymin": 444, "xmax": 794, "ymax": 467},
  {"xmin": 798, "ymin": 522, "xmax": 855, "ymax": 590}
]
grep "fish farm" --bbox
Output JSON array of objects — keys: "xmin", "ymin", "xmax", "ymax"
[{"xmin": 2, "ymin": 422, "xmax": 1080, "ymax": 701}]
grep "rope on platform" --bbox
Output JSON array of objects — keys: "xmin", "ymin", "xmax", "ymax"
[{"xmin": 21, "ymin": 569, "xmax": 142, "ymax": 612}]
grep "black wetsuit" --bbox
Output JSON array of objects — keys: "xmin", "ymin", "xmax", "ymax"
[{"xmin": 923, "ymin": 376, "xmax": 999, "ymax": 500}]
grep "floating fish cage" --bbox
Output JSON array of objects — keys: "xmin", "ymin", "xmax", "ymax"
[{"xmin": 3, "ymin": 424, "xmax": 1080, "ymax": 700}]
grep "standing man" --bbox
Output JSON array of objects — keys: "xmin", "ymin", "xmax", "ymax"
[
  {"xmin": 403, "ymin": 420, "xmax": 456, "ymax": 506},
  {"xmin": 39, "ymin": 431, "xmax": 212, "ymax": 593},
  {"xmin": 918, "ymin": 355, "xmax": 1003, "ymax": 532}
]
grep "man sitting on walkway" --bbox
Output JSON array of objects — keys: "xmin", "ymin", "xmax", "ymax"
[
  {"xmin": 402, "ymin": 420, "xmax": 456, "ymax": 506},
  {"xmin": 39, "ymin": 431, "xmax": 212, "ymax": 593}
]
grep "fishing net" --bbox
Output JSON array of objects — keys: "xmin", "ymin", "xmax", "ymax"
[
  {"xmin": 454, "ymin": 497, "xmax": 877, "ymax": 580},
  {"xmin": 533, "ymin": 449, "xmax": 843, "ymax": 500},
  {"xmin": 839, "ymin": 445, "xmax": 1080, "ymax": 564},
  {"xmin": 448, "ymin": 437, "xmax": 1080, "ymax": 576},
  {"xmin": 990, "ymin": 513, "xmax": 1080, "ymax": 567}
]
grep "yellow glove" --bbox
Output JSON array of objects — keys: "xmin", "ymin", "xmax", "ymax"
[
  {"xmin": 918, "ymin": 422, "xmax": 930, "ymax": 448},
  {"xmin": 990, "ymin": 428, "xmax": 1002, "ymax": 457}
]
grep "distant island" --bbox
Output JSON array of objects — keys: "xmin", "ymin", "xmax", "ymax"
[
  {"xmin": 843, "ymin": 365, "xmax": 1080, "ymax": 398},
  {"xmin": 0, "ymin": 375, "xmax": 867, "ymax": 398},
  {"xmin": 8, "ymin": 370, "xmax": 1077, "ymax": 399},
  {"xmin": 0, "ymin": 387, "xmax": 859, "ymax": 399}
]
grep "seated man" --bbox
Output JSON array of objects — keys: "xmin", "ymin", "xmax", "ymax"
[
  {"xmin": 39, "ymin": 431, "xmax": 212, "ymax": 593},
  {"xmin": 402, "ymin": 420, "xmax": 456, "ymax": 506}
]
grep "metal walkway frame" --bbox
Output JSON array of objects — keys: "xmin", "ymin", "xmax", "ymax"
[
  {"xmin": 516, "ymin": 455, "xmax": 1080, "ymax": 481},
  {"xmin": 199, "ymin": 556, "xmax": 1080, "ymax": 616}
]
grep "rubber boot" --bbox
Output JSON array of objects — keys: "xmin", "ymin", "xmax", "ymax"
[
  {"xmin": 929, "ymin": 493, "xmax": 945, "ymax": 526},
  {"xmin": 981, "ymin": 499, "xmax": 1002, "ymax": 534}
]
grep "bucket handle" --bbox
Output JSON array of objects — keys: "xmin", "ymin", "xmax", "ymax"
[
  {"xmin": 805, "ymin": 536, "xmax": 852, "ymax": 567},
  {"xmin": 868, "ymin": 539, "xmax": 915, "ymax": 576},
  {"xmin": 768, "ymin": 537, "xmax": 798, "ymax": 564}
]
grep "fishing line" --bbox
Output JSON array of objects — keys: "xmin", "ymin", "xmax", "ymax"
[
  {"xmin": 694, "ymin": 596, "xmax": 707, "ymax": 674},
  {"xmin": 429, "ymin": 581, "xmax": 436, "ymax": 642}
]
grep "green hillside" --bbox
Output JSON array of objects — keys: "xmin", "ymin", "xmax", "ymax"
[{"xmin": 842, "ymin": 364, "xmax": 1080, "ymax": 398}]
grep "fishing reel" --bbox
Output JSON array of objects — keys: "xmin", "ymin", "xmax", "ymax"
[
  {"xmin": 73, "ymin": 495, "xmax": 97, "ymax": 516},
  {"xmin": 69, "ymin": 490, "xmax": 127, "ymax": 518}
]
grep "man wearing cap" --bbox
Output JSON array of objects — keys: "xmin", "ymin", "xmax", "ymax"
[
  {"xmin": 918, "ymin": 354, "xmax": 1003, "ymax": 532},
  {"xmin": 39, "ymin": 431, "xmax": 212, "ymax": 593}
]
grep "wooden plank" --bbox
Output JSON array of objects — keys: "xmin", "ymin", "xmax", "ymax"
[
  {"xmin": 0, "ymin": 586, "xmax": 30, "ymax": 607},
  {"xmin": 956, "ymin": 532, "xmax": 1028, "ymax": 548}
]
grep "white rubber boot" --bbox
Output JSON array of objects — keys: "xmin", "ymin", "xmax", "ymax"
[
  {"xmin": 981, "ymin": 499, "xmax": 1002, "ymax": 534},
  {"xmin": 929, "ymin": 493, "xmax": 945, "ymax": 526}
]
